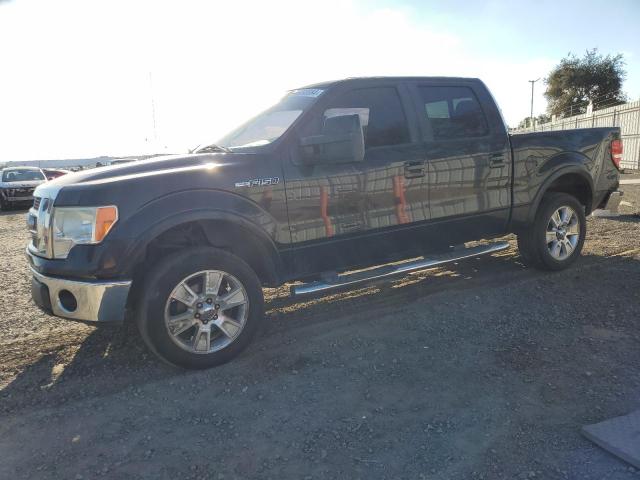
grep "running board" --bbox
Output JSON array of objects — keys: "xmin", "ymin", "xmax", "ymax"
[{"xmin": 290, "ymin": 241, "xmax": 510, "ymax": 296}]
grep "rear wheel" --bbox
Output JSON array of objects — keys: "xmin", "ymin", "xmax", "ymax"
[
  {"xmin": 517, "ymin": 193, "xmax": 586, "ymax": 271},
  {"xmin": 136, "ymin": 247, "xmax": 264, "ymax": 369}
]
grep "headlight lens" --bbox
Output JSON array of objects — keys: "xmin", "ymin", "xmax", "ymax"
[{"xmin": 52, "ymin": 206, "xmax": 118, "ymax": 259}]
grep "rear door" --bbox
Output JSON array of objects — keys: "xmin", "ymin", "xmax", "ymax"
[
  {"xmin": 409, "ymin": 81, "xmax": 511, "ymax": 244},
  {"xmin": 283, "ymin": 83, "xmax": 428, "ymax": 276}
]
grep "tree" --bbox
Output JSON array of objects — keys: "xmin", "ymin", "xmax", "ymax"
[
  {"xmin": 517, "ymin": 114, "xmax": 551, "ymax": 129},
  {"xmin": 544, "ymin": 49, "xmax": 627, "ymax": 117}
]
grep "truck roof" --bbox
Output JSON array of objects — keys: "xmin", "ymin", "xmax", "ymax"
[
  {"xmin": 1, "ymin": 166, "xmax": 42, "ymax": 171},
  {"xmin": 297, "ymin": 76, "xmax": 482, "ymax": 90}
]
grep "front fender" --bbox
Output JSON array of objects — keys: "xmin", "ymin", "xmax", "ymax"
[
  {"xmin": 124, "ymin": 188, "xmax": 280, "ymax": 262},
  {"xmin": 66, "ymin": 188, "xmax": 284, "ymax": 281},
  {"xmin": 28, "ymin": 189, "xmax": 285, "ymax": 282},
  {"xmin": 128, "ymin": 188, "xmax": 275, "ymax": 242}
]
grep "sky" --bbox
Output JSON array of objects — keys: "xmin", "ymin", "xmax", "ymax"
[{"xmin": 1, "ymin": 0, "xmax": 639, "ymax": 162}]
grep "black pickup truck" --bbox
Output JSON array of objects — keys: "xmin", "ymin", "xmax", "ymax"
[{"xmin": 27, "ymin": 77, "xmax": 623, "ymax": 368}]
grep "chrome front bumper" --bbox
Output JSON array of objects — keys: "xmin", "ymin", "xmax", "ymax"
[{"xmin": 30, "ymin": 267, "xmax": 131, "ymax": 322}]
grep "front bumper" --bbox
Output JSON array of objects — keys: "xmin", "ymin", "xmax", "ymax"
[
  {"xmin": 30, "ymin": 267, "xmax": 131, "ymax": 322},
  {"xmin": 5, "ymin": 196, "xmax": 34, "ymax": 203}
]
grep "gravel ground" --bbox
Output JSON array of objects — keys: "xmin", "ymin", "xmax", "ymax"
[{"xmin": 1, "ymin": 185, "xmax": 639, "ymax": 480}]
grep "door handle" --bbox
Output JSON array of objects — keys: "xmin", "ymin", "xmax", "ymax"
[
  {"xmin": 404, "ymin": 161, "xmax": 425, "ymax": 178},
  {"xmin": 488, "ymin": 154, "xmax": 506, "ymax": 168}
]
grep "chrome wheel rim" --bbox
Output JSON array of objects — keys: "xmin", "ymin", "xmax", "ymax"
[
  {"xmin": 164, "ymin": 270, "xmax": 249, "ymax": 354},
  {"xmin": 546, "ymin": 206, "xmax": 580, "ymax": 260}
]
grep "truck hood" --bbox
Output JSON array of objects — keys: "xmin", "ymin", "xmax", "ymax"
[
  {"xmin": 34, "ymin": 152, "xmax": 243, "ymax": 199},
  {"xmin": 42, "ymin": 153, "xmax": 227, "ymax": 188},
  {"xmin": 34, "ymin": 151, "xmax": 272, "ymax": 208}
]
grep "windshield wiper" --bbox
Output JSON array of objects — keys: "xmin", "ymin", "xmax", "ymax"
[{"xmin": 195, "ymin": 144, "xmax": 232, "ymax": 154}]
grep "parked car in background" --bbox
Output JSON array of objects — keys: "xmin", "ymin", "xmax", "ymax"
[
  {"xmin": 26, "ymin": 77, "xmax": 623, "ymax": 368},
  {"xmin": 0, "ymin": 166, "xmax": 47, "ymax": 210},
  {"xmin": 42, "ymin": 168, "xmax": 71, "ymax": 180}
]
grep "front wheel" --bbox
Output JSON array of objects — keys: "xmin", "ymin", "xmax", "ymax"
[
  {"xmin": 136, "ymin": 247, "xmax": 265, "ymax": 369},
  {"xmin": 517, "ymin": 193, "xmax": 587, "ymax": 271}
]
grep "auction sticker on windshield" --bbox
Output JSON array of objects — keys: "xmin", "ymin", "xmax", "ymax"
[{"xmin": 289, "ymin": 88, "xmax": 324, "ymax": 97}]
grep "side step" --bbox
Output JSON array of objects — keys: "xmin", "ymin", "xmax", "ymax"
[{"xmin": 290, "ymin": 241, "xmax": 510, "ymax": 296}]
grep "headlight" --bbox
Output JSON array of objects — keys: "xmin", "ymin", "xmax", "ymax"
[{"xmin": 52, "ymin": 206, "xmax": 118, "ymax": 259}]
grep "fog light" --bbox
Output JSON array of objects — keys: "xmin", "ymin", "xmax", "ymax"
[{"xmin": 58, "ymin": 289, "xmax": 78, "ymax": 312}]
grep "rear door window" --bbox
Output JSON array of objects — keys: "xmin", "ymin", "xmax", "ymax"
[{"xmin": 418, "ymin": 86, "xmax": 489, "ymax": 139}]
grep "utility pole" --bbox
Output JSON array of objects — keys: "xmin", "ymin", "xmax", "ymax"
[
  {"xmin": 149, "ymin": 72, "xmax": 158, "ymax": 145},
  {"xmin": 529, "ymin": 78, "xmax": 540, "ymax": 129}
]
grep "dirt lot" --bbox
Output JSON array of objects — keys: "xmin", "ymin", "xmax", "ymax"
[{"xmin": 1, "ymin": 185, "xmax": 639, "ymax": 480}]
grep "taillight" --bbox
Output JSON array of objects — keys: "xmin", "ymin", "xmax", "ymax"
[{"xmin": 611, "ymin": 139, "xmax": 623, "ymax": 170}]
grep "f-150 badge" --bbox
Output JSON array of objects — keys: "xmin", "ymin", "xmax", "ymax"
[{"xmin": 235, "ymin": 177, "xmax": 280, "ymax": 188}]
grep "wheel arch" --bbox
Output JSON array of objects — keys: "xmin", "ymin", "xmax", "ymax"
[
  {"xmin": 130, "ymin": 210, "xmax": 283, "ymax": 284},
  {"xmin": 527, "ymin": 164, "xmax": 595, "ymax": 224},
  {"xmin": 119, "ymin": 193, "xmax": 285, "ymax": 313}
]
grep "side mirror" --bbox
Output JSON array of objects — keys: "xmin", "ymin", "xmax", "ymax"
[{"xmin": 298, "ymin": 114, "xmax": 365, "ymax": 165}]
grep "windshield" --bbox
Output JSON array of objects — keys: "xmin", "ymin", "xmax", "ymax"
[
  {"xmin": 2, "ymin": 169, "xmax": 45, "ymax": 182},
  {"xmin": 199, "ymin": 88, "xmax": 324, "ymax": 152}
]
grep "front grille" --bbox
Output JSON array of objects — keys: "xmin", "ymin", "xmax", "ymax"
[
  {"xmin": 28, "ymin": 192, "xmax": 56, "ymax": 259},
  {"xmin": 5, "ymin": 187, "xmax": 34, "ymax": 198}
]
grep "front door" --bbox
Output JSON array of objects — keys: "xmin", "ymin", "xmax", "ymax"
[{"xmin": 283, "ymin": 84, "xmax": 427, "ymax": 276}]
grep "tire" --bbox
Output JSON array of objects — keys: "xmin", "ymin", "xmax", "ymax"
[
  {"xmin": 516, "ymin": 232, "xmax": 540, "ymax": 268},
  {"xmin": 516, "ymin": 192, "xmax": 587, "ymax": 271},
  {"xmin": 136, "ymin": 247, "xmax": 264, "ymax": 369}
]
